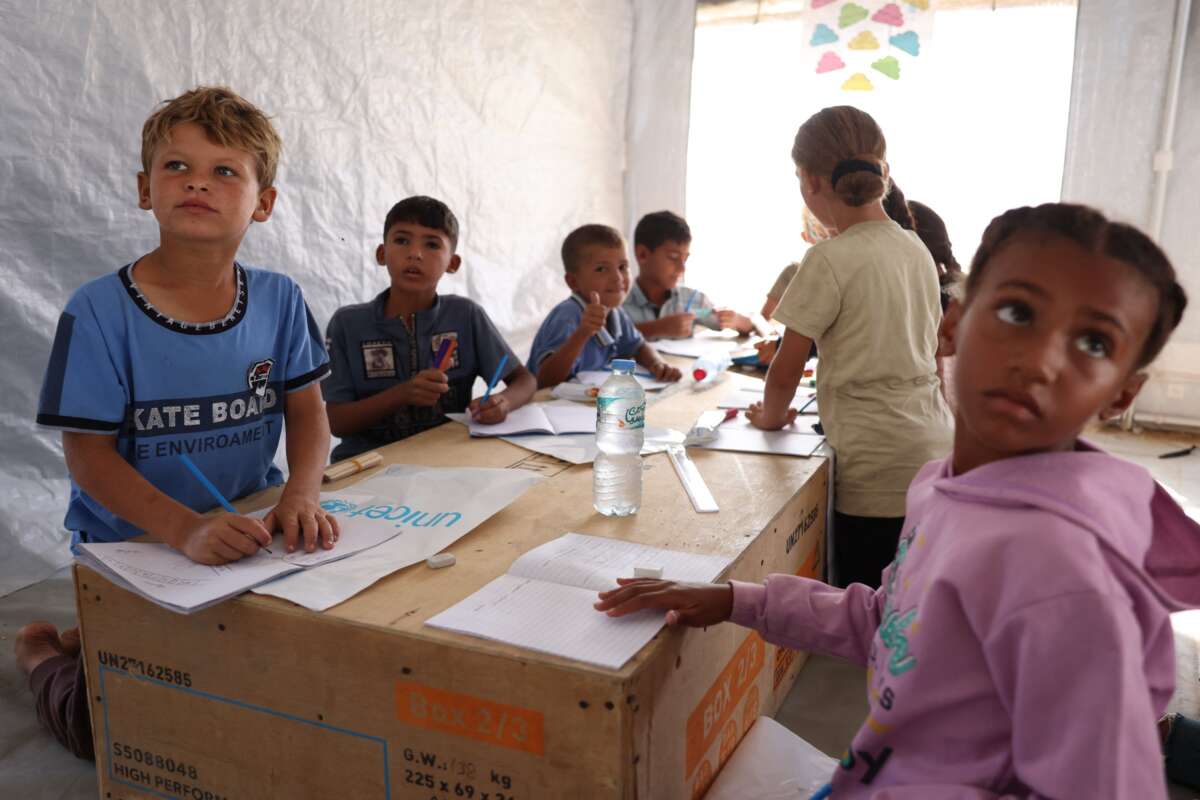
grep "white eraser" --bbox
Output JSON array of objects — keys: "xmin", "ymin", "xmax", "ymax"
[
  {"xmin": 633, "ymin": 566, "xmax": 663, "ymax": 579},
  {"xmin": 426, "ymin": 553, "xmax": 456, "ymax": 569}
]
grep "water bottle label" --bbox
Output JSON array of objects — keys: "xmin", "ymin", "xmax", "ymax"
[
  {"xmin": 597, "ymin": 398, "xmax": 645, "ymax": 429},
  {"xmin": 624, "ymin": 402, "xmax": 645, "ymax": 428}
]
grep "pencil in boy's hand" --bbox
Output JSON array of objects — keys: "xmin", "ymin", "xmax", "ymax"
[
  {"xmin": 481, "ymin": 353, "xmax": 510, "ymax": 405},
  {"xmin": 178, "ymin": 454, "xmax": 273, "ymax": 553},
  {"xmin": 434, "ymin": 338, "xmax": 457, "ymax": 371},
  {"xmin": 683, "ymin": 290, "xmax": 698, "ymax": 314}
]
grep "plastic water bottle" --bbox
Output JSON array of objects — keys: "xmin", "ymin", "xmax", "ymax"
[
  {"xmin": 594, "ymin": 359, "xmax": 645, "ymax": 516},
  {"xmin": 692, "ymin": 350, "xmax": 732, "ymax": 385}
]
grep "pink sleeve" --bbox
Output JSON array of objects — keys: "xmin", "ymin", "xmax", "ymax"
[
  {"xmin": 729, "ymin": 575, "xmax": 886, "ymax": 667},
  {"xmin": 982, "ymin": 592, "xmax": 1167, "ymax": 799}
]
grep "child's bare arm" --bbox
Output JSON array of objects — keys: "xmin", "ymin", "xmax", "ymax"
[
  {"xmin": 326, "ymin": 370, "xmax": 449, "ymax": 436},
  {"xmin": 268, "ymin": 383, "xmax": 338, "ymax": 554},
  {"xmin": 760, "ymin": 295, "xmax": 780, "ymax": 319},
  {"xmin": 62, "ymin": 432, "xmax": 271, "ymax": 564},
  {"xmin": 536, "ymin": 328, "xmax": 592, "ymax": 388},
  {"xmin": 470, "ymin": 364, "xmax": 537, "ymax": 424},
  {"xmin": 747, "ymin": 328, "xmax": 810, "ymax": 430},
  {"xmin": 634, "ymin": 343, "xmax": 682, "ymax": 382}
]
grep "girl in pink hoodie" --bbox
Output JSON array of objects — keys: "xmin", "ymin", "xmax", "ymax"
[{"xmin": 596, "ymin": 203, "xmax": 1200, "ymax": 798}]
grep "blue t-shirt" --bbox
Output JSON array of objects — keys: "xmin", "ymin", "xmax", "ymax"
[
  {"xmin": 36, "ymin": 263, "xmax": 329, "ymax": 546},
  {"xmin": 527, "ymin": 296, "xmax": 644, "ymax": 378},
  {"xmin": 322, "ymin": 291, "xmax": 519, "ymax": 461}
]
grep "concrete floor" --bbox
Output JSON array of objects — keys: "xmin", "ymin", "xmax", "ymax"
[{"xmin": 2, "ymin": 426, "xmax": 1199, "ymax": 798}]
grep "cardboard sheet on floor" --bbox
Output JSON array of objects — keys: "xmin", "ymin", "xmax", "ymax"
[{"xmin": 703, "ymin": 716, "xmax": 836, "ymax": 800}]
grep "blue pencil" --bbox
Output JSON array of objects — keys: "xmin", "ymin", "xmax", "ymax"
[
  {"xmin": 179, "ymin": 454, "xmax": 271, "ymax": 553},
  {"xmin": 683, "ymin": 289, "xmax": 698, "ymax": 314},
  {"xmin": 810, "ymin": 783, "xmax": 833, "ymax": 800},
  {"xmin": 481, "ymin": 353, "xmax": 509, "ymax": 405}
]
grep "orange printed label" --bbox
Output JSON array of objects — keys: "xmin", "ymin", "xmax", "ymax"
[
  {"xmin": 396, "ymin": 681, "xmax": 545, "ymax": 756},
  {"xmin": 773, "ymin": 645, "xmax": 799, "ymax": 691},
  {"xmin": 685, "ymin": 632, "xmax": 764, "ymax": 776},
  {"xmin": 797, "ymin": 538, "xmax": 822, "ymax": 580}
]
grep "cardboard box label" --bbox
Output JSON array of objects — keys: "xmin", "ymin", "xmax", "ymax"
[
  {"xmin": 684, "ymin": 632, "xmax": 764, "ymax": 776},
  {"xmin": 396, "ymin": 681, "xmax": 545, "ymax": 756}
]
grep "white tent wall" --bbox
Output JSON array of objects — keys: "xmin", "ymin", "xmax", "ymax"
[
  {"xmin": 624, "ymin": 1, "xmax": 697, "ymax": 236},
  {"xmin": 0, "ymin": 0, "xmax": 697, "ymax": 597},
  {"xmin": 1063, "ymin": 0, "xmax": 1200, "ymax": 428}
]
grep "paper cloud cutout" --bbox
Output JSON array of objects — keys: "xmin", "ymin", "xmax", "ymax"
[
  {"xmin": 890, "ymin": 31, "xmax": 920, "ymax": 56},
  {"xmin": 872, "ymin": 55, "xmax": 901, "ymax": 79},
  {"xmin": 812, "ymin": 0, "xmax": 837, "ymax": 8},
  {"xmin": 839, "ymin": 3, "xmax": 869, "ymax": 28},
  {"xmin": 842, "ymin": 72, "xmax": 874, "ymax": 91},
  {"xmin": 848, "ymin": 30, "xmax": 880, "ymax": 50},
  {"xmin": 872, "ymin": 3, "xmax": 905, "ymax": 26},
  {"xmin": 817, "ymin": 51, "xmax": 846, "ymax": 73},
  {"xmin": 810, "ymin": 23, "xmax": 838, "ymax": 46}
]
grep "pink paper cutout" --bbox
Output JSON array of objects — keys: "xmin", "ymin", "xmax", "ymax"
[
  {"xmin": 872, "ymin": 3, "xmax": 905, "ymax": 26},
  {"xmin": 816, "ymin": 51, "xmax": 846, "ymax": 74}
]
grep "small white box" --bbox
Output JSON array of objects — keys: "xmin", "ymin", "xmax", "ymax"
[{"xmin": 633, "ymin": 566, "xmax": 663, "ymax": 579}]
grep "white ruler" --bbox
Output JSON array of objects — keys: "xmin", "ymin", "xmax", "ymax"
[{"xmin": 667, "ymin": 445, "xmax": 719, "ymax": 513}]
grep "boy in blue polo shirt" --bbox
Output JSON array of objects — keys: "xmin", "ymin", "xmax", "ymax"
[
  {"xmin": 529, "ymin": 224, "xmax": 682, "ymax": 387},
  {"xmin": 16, "ymin": 86, "xmax": 337, "ymax": 759},
  {"xmin": 623, "ymin": 211, "xmax": 754, "ymax": 340},
  {"xmin": 323, "ymin": 196, "xmax": 537, "ymax": 461}
]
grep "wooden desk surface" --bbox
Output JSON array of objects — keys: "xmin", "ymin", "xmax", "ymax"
[{"xmin": 230, "ymin": 367, "xmax": 825, "ymax": 677}]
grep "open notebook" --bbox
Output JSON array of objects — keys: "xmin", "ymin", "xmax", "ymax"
[
  {"xmin": 454, "ymin": 402, "xmax": 596, "ymax": 437},
  {"xmin": 426, "ymin": 533, "xmax": 730, "ymax": 669},
  {"xmin": 74, "ymin": 492, "xmax": 394, "ymax": 614}
]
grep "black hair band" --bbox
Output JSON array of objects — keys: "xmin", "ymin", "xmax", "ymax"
[{"xmin": 831, "ymin": 158, "xmax": 882, "ymax": 188}]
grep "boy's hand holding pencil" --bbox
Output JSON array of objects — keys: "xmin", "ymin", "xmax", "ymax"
[
  {"xmin": 469, "ymin": 354, "xmax": 511, "ymax": 424},
  {"xmin": 179, "ymin": 515, "xmax": 274, "ymax": 566}
]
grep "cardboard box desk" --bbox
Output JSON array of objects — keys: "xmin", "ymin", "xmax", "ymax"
[{"xmin": 76, "ymin": 378, "xmax": 828, "ymax": 800}]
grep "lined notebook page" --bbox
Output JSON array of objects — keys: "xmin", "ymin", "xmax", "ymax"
[
  {"xmin": 425, "ymin": 533, "xmax": 731, "ymax": 669},
  {"xmin": 508, "ymin": 532, "xmax": 728, "ymax": 592}
]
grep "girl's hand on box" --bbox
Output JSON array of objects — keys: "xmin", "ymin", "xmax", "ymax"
[
  {"xmin": 593, "ymin": 578, "xmax": 733, "ymax": 628},
  {"xmin": 266, "ymin": 491, "xmax": 339, "ymax": 554}
]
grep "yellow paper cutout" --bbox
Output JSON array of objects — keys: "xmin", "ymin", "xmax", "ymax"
[
  {"xmin": 848, "ymin": 30, "xmax": 880, "ymax": 50},
  {"xmin": 842, "ymin": 72, "xmax": 874, "ymax": 91},
  {"xmin": 906, "ymin": 0, "xmax": 930, "ymax": 9}
]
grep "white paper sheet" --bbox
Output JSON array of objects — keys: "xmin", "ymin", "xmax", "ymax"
[
  {"xmin": 426, "ymin": 532, "xmax": 730, "ymax": 669},
  {"xmin": 719, "ymin": 387, "xmax": 817, "ymax": 414},
  {"xmin": 695, "ymin": 416, "xmax": 825, "ymax": 458},
  {"xmin": 251, "ymin": 465, "xmax": 543, "ymax": 610},
  {"xmin": 499, "ymin": 426, "xmax": 686, "ymax": 465},
  {"xmin": 652, "ymin": 334, "xmax": 743, "ymax": 359},
  {"xmin": 75, "ymin": 491, "xmax": 411, "ymax": 614},
  {"xmin": 704, "ymin": 717, "xmax": 836, "ymax": 800},
  {"xmin": 460, "ymin": 402, "xmax": 597, "ymax": 437},
  {"xmin": 575, "ymin": 370, "xmax": 673, "ymax": 391}
]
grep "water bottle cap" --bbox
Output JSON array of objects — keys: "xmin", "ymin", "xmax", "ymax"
[{"xmin": 611, "ymin": 359, "xmax": 636, "ymax": 373}]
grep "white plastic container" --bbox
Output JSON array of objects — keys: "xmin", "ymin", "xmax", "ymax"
[
  {"xmin": 691, "ymin": 350, "xmax": 732, "ymax": 385},
  {"xmin": 593, "ymin": 359, "xmax": 645, "ymax": 516}
]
